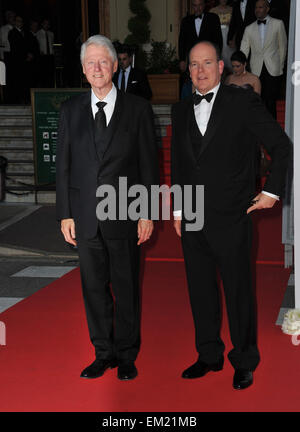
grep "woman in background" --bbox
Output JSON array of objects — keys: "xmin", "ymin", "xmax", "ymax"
[
  {"xmin": 226, "ymin": 51, "xmax": 268, "ymax": 182},
  {"xmin": 226, "ymin": 50, "xmax": 261, "ymax": 94},
  {"xmin": 210, "ymin": 0, "xmax": 234, "ymax": 70}
]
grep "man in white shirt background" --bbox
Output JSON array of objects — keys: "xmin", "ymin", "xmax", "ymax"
[
  {"xmin": 0, "ymin": 10, "xmax": 16, "ymax": 102},
  {"xmin": 36, "ymin": 18, "xmax": 54, "ymax": 87},
  {"xmin": 241, "ymin": 0, "xmax": 287, "ymax": 119},
  {"xmin": 113, "ymin": 44, "xmax": 152, "ymax": 100}
]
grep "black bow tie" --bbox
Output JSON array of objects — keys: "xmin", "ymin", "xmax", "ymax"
[
  {"xmin": 194, "ymin": 14, "xmax": 203, "ymax": 20},
  {"xmin": 257, "ymin": 19, "xmax": 267, "ymax": 25},
  {"xmin": 193, "ymin": 92, "xmax": 214, "ymax": 105}
]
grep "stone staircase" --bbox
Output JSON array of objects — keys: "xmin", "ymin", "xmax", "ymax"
[
  {"xmin": 0, "ymin": 105, "xmax": 36, "ymax": 203},
  {"xmin": 0, "ymin": 104, "xmax": 172, "ymax": 203}
]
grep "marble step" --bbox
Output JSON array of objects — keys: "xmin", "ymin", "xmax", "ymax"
[
  {"xmin": 0, "ymin": 149, "xmax": 33, "ymax": 160},
  {"xmin": 0, "ymin": 105, "xmax": 31, "ymax": 115},
  {"xmin": 6, "ymin": 174, "xmax": 35, "ymax": 186},
  {"xmin": 0, "ymin": 138, "xmax": 33, "ymax": 148},
  {"xmin": 6, "ymin": 162, "xmax": 34, "ymax": 173},
  {"xmin": 0, "ymin": 127, "xmax": 33, "ymax": 138},
  {"xmin": 0, "ymin": 117, "xmax": 32, "ymax": 126}
]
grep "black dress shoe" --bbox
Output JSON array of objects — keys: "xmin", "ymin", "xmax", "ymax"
[
  {"xmin": 80, "ymin": 358, "xmax": 117, "ymax": 379},
  {"xmin": 233, "ymin": 369, "xmax": 253, "ymax": 390},
  {"xmin": 117, "ymin": 362, "xmax": 138, "ymax": 381},
  {"xmin": 182, "ymin": 359, "xmax": 224, "ymax": 379}
]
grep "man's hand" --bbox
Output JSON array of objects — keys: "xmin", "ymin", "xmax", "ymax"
[
  {"xmin": 61, "ymin": 218, "xmax": 77, "ymax": 246},
  {"xmin": 174, "ymin": 217, "xmax": 182, "ymax": 238},
  {"xmin": 137, "ymin": 219, "xmax": 154, "ymax": 246},
  {"xmin": 247, "ymin": 193, "xmax": 277, "ymax": 214},
  {"xmin": 179, "ymin": 60, "xmax": 187, "ymax": 72}
]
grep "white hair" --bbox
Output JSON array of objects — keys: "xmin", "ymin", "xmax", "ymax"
[{"xmin": 80, "ymin": 35, "xmax": 117, "ymax": 64}]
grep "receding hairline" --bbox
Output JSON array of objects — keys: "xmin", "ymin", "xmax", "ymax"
[{"xmin": 189, "ymin": 41, "xmax": 221, "ymax": 62}]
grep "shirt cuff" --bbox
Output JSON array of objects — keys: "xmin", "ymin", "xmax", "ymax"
[
  {"xmin": 262, "ymin": 190, "xmax": 280, "ymax": 201},
  {"xmin": 173, "ymin": 210, "xmax": 182, "ymax": 218}
]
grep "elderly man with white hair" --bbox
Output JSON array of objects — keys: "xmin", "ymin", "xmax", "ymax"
[{"xmin": 56, "ymin": 35, "xmax": 159, "ymax": 381}]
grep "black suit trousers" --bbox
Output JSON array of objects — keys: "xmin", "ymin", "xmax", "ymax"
[
  {"xmin": 76, "ymin": 222, "xmax": 141, "ymax": 362},
  {"xmin": 260, "ymin": 63, "xmax": 282, "ymax": 120},
  {"xmin": 181, "ymin": 216, "xmax": 260, "ymax": 371}
]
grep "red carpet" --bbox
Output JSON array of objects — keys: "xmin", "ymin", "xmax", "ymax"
[
  {"xmin": 0, "ymin": 261, "xmax": 297, "ymax": 412},
  {"xmin": 0, "ymin": 101, "xmax": 295, "ymax": 412}
]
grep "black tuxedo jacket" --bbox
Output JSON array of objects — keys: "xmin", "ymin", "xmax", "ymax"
[
  {"xmin": 171, "ymin": 84, "xmax": 290, "ymax": 230},
  {"xmin": 178, "ymin": 13, "xmax": 223, "ymax": 62},
  {"xmin": 113, "ymin": 67, "xmax": 152, "ymax": 100},
  {"xmin": 227, "ymin": 0, "xmax": 256, "ymax": 49},
  {"xmin": 56, "ymin": 89, "xmax": 159, "ymax": 239},
  {"xmin": 8, "ymin": 28, "xmax": 34, "ymax": 63}
]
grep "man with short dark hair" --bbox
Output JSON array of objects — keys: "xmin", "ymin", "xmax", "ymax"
[
  {"xmin": 171, "ymin": 40, "xmax": 290, "ymax": 390},
  {"xmin": 8, "ymin": 15, "xmax": 36, "ymax": 103},
  {"xmin": 227, "ymin": 0, "xmax": 256, "ymax": 50},
  {"xmin": 113, "ymin": 45, "xmax": 152, "ymax": 100},
  {"xmin": 240, "ymin": 0, "xmax": 287, "ymax": 119},
  {"xmin": 178, "ymin": 0, "xmax": 223, "ymax": 73}
]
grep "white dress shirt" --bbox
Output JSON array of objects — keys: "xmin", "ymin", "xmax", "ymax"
[
  {"xmin": 194, "ymin": 83, "xmax": 220, "ymax": 136},
  {"xmin": 0, "ymin": 23, "xmax": 13, "ymax": 59},
  {"xmin": 240, "ymin": 0, "xmax": 248, "ymax": 20},
  {"xmin": 36, "ymin": 29, "xmax": 54, "ymax": 55},
  {"xmin": 91, "ymin": 84, "xmax": 117, "ymax": 125},
  {"xmin": 117, "ymin": 65, "xmax": 131, "ymax": 91},
  {"xmin": 195, "ymin": 15, "xmax": 203, "ymax": 37},
  {"xmin": 173, "ymin": 82, "xmax": 278, "ymax": 217},
  {"xmin": 258, "ymin": 15, "xmax": 270, "ymax": 47}
]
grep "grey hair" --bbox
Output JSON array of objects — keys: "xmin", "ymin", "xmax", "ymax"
[{"xmin": 80, "ymin": 35, "xmax": 117, "ymax": 64}]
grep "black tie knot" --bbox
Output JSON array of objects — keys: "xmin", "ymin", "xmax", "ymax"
[
  {"xmin": 193, "ymin": 92, "xmax": 214, "ymax": 105},
  {"xmin": 194, "ymin": 14, "xmax": 203, "ymax": 20},
  {"xmin": 257, "ymin": 19, "xmax": 267, "ymax": 25},
  {"xmin": 96, "ymin": 101, "xmax": 107, "ymax": 110}
]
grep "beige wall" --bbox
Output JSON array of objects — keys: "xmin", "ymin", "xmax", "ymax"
[{"xmin": 109, "ymin": 0, "xmax": 180, "ymax": 51}]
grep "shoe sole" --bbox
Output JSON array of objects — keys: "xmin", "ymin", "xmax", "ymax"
[
  {"xmin": 233, "ymin": 380, "xmax": 253, "ymax": 390},
  {"xmin": 80, "ymin": 364, "xmax": 117, "ymax": 379},
  {"xmin": 118, "ymin": 372, "xmax": 138, "ymax": 381},
  {"xmin": 182, "ymin": 365, "xmax": 223, "ymax": 379}
]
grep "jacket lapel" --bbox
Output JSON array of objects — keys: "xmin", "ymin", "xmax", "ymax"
[
  {"xmin": 185, "ymin": 97, "xmax": 198, "ymax": 164},
  {"xmin": 80, "ymin": 91, "xmax": 97, "ymax": 161},
  {"xmin": 126, "ymin": 68, "xmax": 134, "ymax": 92},
  {"xmin": 263, "ymin": 18, "xmax": 273, "ymax": 48},
  {"xmin": 198, "ymin": 85, "xmax": 229, "ymax": 158},
  {"xmin": 98, "ymin": 89, "xmax": 124, "ymax": 159}
]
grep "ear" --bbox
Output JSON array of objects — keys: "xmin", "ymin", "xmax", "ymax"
[
  {"xmin": 219, "ymin": 60, "xmax": 225, "ymax": 75},
  {"xmin": 82, "ymin": 63, "xmax": 86, "ymax": 76},
  {"xmin": 113, "ymin": 60, "xmax": 118, "ymax": 74}
]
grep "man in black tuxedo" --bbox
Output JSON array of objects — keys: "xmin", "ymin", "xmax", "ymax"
[
  {"xmin": 178, "ymin": 0, "xmax": 223, "ymax": 73},
  {"xmin": 56, "ymin": 35, "xmax": 159, "ymax": 381},
  {"xmin": 113, "ymin": 45, "xmax": 152, "ymax": 100},
  {"xmin": 8, "ymin": 15, "xmax": 36, "ymax": 102},
  {"xmin": 227, "ymin": 0, "xmax": 256, "ymax": 50},
  {"xmin": 171, "ymin": 41, "xmax": 290, "ymax": 389}
]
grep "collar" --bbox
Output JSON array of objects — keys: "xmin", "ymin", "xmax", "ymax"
[
  {"xmin": 91, "ymin": 83, "xmax": 117, "ymax": 105},
  {"xmin": 196, "ymin": 82, "xmax": 221, "ymax": 97},
  {"xmin": 258, "ymin": 14, "xmax": 270, "ymax": 23}
]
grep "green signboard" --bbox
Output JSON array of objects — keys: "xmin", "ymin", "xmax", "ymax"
[{"xmin": 31, "ymin": 88, "xmax": 89, "ymax": 186}]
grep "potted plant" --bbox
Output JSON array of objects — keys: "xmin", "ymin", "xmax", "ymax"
[{"xmin": 146, "ymin": 40, "xmax": 180, "ymax": 104}]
